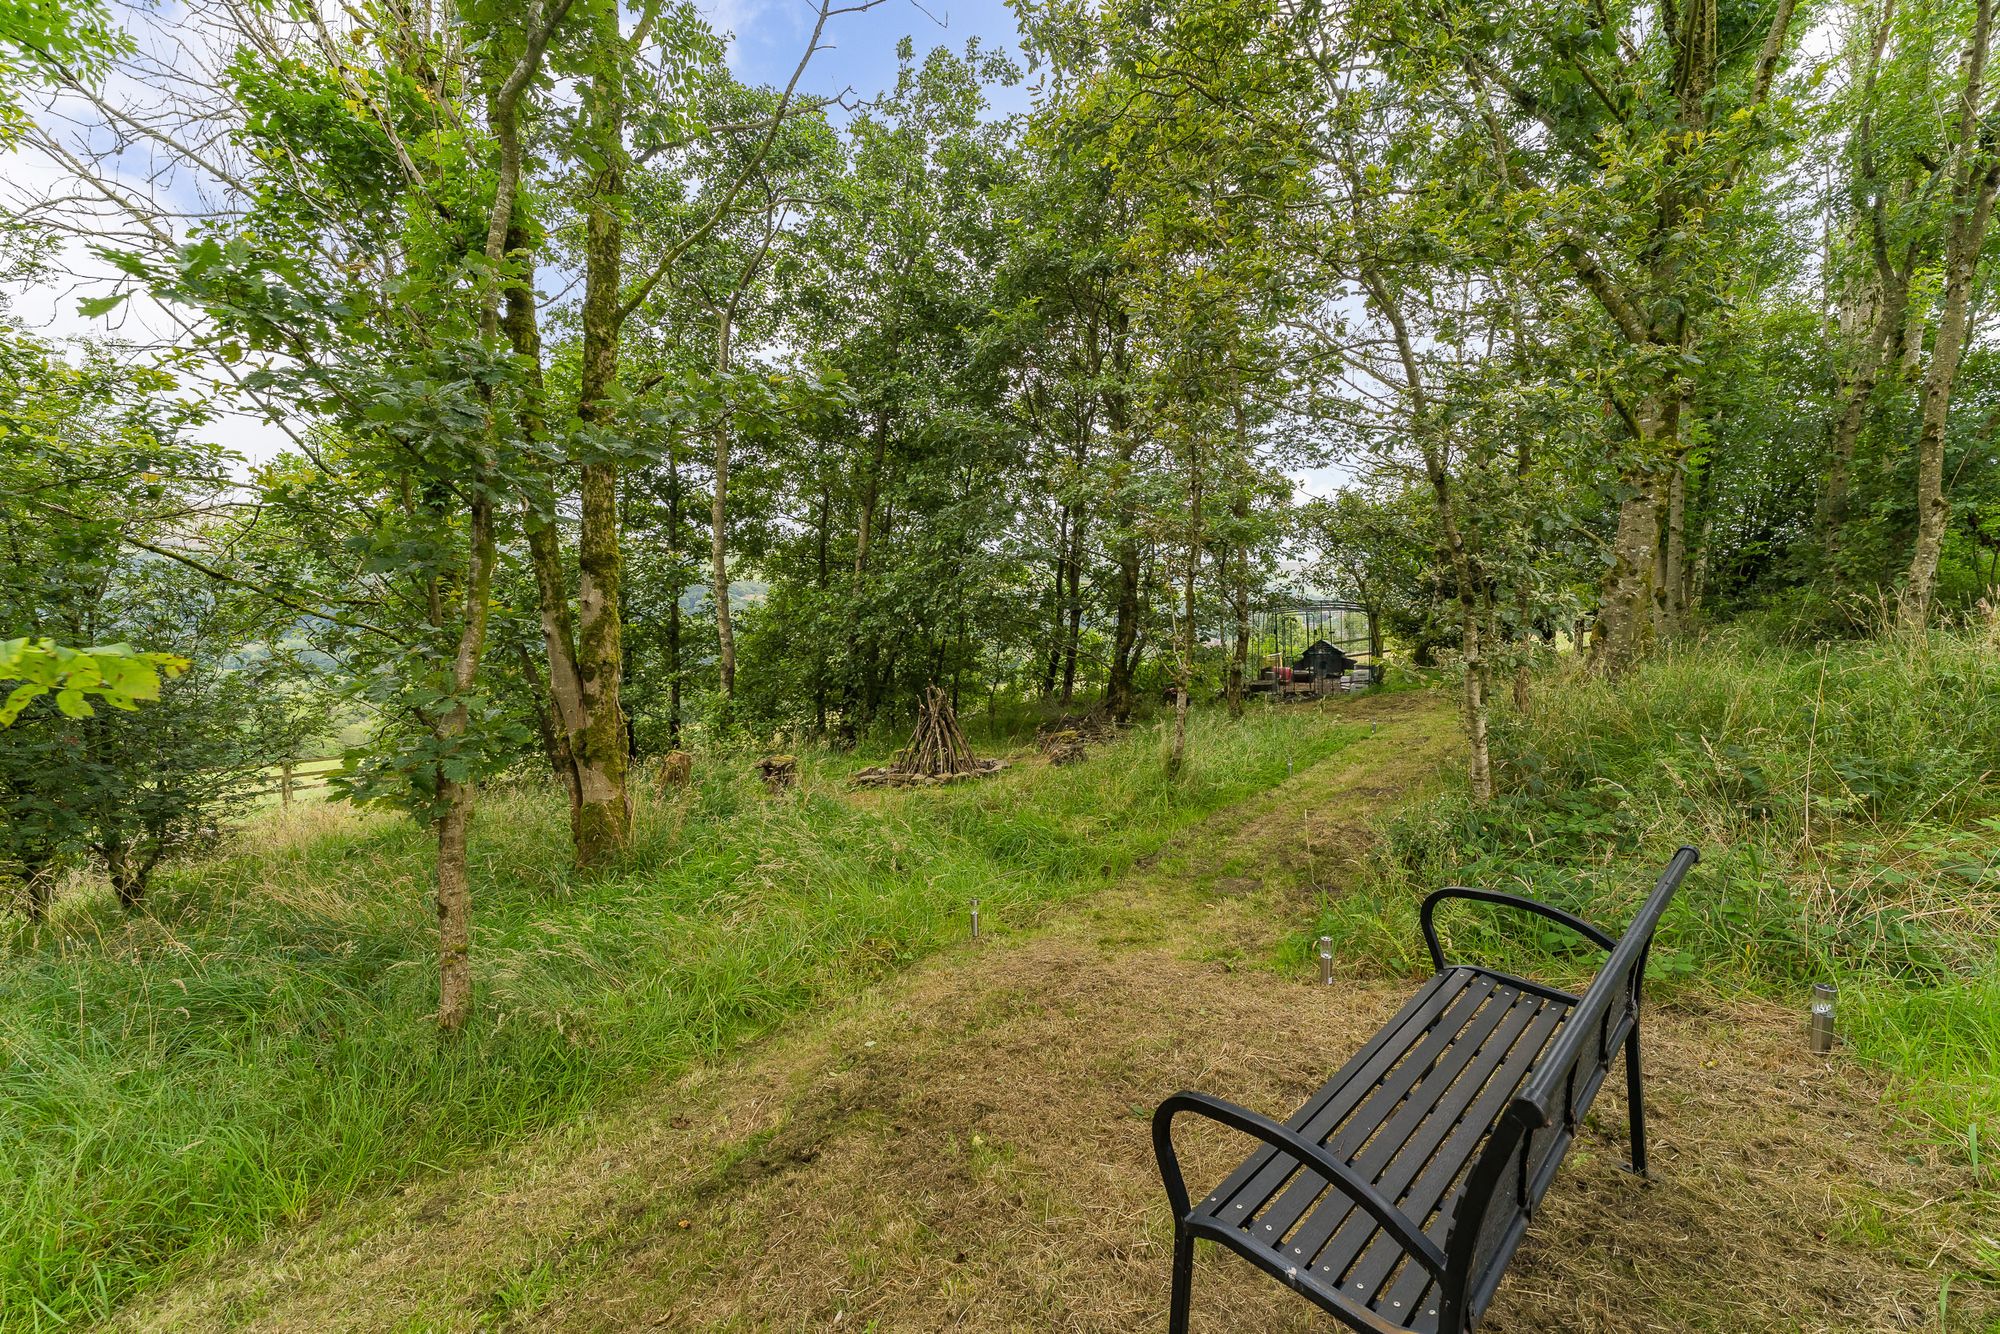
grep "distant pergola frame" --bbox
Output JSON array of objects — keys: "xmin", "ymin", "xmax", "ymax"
[{"xmin": 1243, "ymin": 597, "xmax": 1379, "ymax": 700}]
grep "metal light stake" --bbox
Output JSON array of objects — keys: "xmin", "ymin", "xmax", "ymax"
[
  {"xmin": 1318, "ymin": 935, "xmax": 1335, "ymax": 987},
  {"xmin": 1809, "ymin": 982, "xmax": 1836, "ymax": 1054},
  {"xmin": 969, "ymin": 898, "xmax": 981, "ymax": 941}
]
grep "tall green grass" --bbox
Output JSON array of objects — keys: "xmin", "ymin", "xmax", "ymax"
[
  {"xmin": 0, "ymin": 708, "xmax": 1358, "ymax": 1328},
  {"xmin": 1298, "ymin": 625, "xmax": 2000, "ymax": 1168}
]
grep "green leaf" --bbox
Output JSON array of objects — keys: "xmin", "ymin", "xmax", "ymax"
[
  {"xmin": 77, "ymin": 292, "xmax": 130, "ymax": 318},
  {"xmin": 0, "ymin": 682, "xmax": 43, "ymax": 726}
]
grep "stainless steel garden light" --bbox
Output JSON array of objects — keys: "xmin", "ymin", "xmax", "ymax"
[{"xmin": 1809, "ymin": 982, "xmax": 1836, "ymax": 1054}]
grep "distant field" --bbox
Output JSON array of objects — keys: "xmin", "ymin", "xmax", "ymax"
[{"xmin": 240, "ymin": 757, "xmax": 344, "ymax": 810}]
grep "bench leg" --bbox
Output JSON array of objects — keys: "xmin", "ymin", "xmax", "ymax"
[
  {"xmin": 1169, "ymin": 1227, "xmax": 1195, "ymax": 1334},
  {"xmin": 1623, "ymin": 1024, "xmax": 1648, "ymax": 1178}
]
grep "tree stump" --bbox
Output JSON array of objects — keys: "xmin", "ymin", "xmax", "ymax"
[
  {"xmin": 756, "ymin": 754, "xmax": 797, "ymax": 792},
  {"xmin": 658, "ymin": 750, "xmax": 693, "ymax": 792}
]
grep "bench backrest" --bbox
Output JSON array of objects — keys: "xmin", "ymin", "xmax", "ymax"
[{"xmin": 1437, "ymin": 846, "xmax": 1699, "ymax": 1333}]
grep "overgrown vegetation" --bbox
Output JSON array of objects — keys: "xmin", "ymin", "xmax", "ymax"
[
  {"xmin": 0, "ymin": 708, "xmax": 1355, "ymax": 1326},
  {"xmin": 1300, "ymin": 623, "xmax": 2000, "ymax": 1168}
]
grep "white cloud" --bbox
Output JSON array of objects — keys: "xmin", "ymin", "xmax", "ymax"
[{"xmin": 3, "ymin": 150, "xmax": 302, "ymax": 470}]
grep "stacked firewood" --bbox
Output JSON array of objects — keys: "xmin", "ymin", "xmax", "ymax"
[
  {"xmin": 852, "ymin": 686, "xmax": 1005, "ymax": 788},
  {"xmin": 1036, "ymin": 709, "xmax": 1114, "ymax": 765},
  {"xmin": 1039, "ymin": 730, "xmax": 1087, "ymax": 766},
  {"xmin": 902, "ymin": 686, "xmax": 980, "ymax": 776}
]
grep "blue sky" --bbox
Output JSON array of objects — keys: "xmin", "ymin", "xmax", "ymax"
[{"xmin": 714, "ymin": 0, "xmax": 1034, "ymax": 117}]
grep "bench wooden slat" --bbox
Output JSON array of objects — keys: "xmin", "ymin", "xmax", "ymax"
[
  {"xmin": 1399, "ymin": 993, "xmax": 1568, "ymax": 1225},
  {"xmin": 1353, "ymin": 996, "xmax": 1571, "ymax": 1324},
  {"xmin": 1296, "ymin": 983, "xmax": 1560, "ymax": 1288},
  {"xmin": 1279, "ymin": 985, "xmax": 1558, "ymax": 1326}
]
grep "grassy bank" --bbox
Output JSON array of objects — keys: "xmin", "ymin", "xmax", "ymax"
[
  {"xmin": 1298, "ymin": 626, "xmax": 2000, "ymax": 1178},
  {"xmin": 0, "ymin": 708, "xmax": 1361, "ymax": 1328}
]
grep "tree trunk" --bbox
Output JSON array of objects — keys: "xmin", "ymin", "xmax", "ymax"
[
  {"xmin": 1365, "ymin": 267, "xmax": 1491, "ymax": 800},
  {"xmin": 1821, "ymin": 274, "xmax": 1909, "ymax": 563},
  {"xmin": 1103, "ymin": 309, "xmax": 1140, "ymax": 725},
  {"xmin": 433, "ymin": 486, "xmax": 496, "ymax": 1034},
  {"xmin": 569, "ymin": 44, "xmax": 632, "ymax": 862},
  {"xmin": 102, "ymin": 835, "xmax": 144, "ymax": 909},
  {"xmin": 501, "ymin": 223, "xmax": 588, "ymax": 822},
  {"xmin": 279, "ymin": 760, "xmax": 294, "ymax": 809},
  {"xmin": 1168, "ymin": 448, "xmax": 1202, "ymax": 780},
  {"xmin": 813, "ymin": 478, "xmax": 831, "ymax": 735},
  {"xmin": 1229, "ymin": 542, "xmax": 1250, "ymax": 719},
  {"xmin": 1902, "ymin": 0, "xmax": 1999, "ymax": 624},
  {"xmin": 1059, "ymin": 507, "xmax": 1084, "ymax": 707},
  {"xmin": 445, "ymin": 1, "xmax": 552, "ymax": 1026},
  {"xmin": 712, "ymin": 312, "xmax": 737, "ymax": 701},
  {"xmin": 1900, "ymin": 283, "xmax": 1929, "ymax": 379},
  {"xmin": 854, "ymin": 411, "xmax": 887, "ymax": 581},
  {"xmin": 1682, "ymin": 455, "xmax": 1712, "ymax": 614},
  {"xmin": 1691, "ymin": 513, "xmax": 1714, "ymax": 613},
  {"xmin": 1463, "ymin": 612, "xmax": 1491, "ymax": 797},
  {"xmin": 1824, "ymin": 0, "xmax": 1914, "ymax": 569},
  {"xmin": 1661, "ymin": 452, "xmax": 1689, "ymax": 633},
  {"xmin": 1042, "ymin": 517, "xmax": 1066, "ymax": 698},
  {"xmin": 517, "ymin": 641, "xmax": 566, "ymax": 785},
  {"xmin": 1225, "ymin": 397, "xmax": 1250, "ymax": 719},
  {"xmin": 1592, "ymin": 401, "xmax": 1670, "ymax": 675},
  {"xmin": 434, "ymin": 769, "xmax": 475, "ymax": 1033},
  {"xmin": 1107, "ymin": 544, "xmax": 1140, "ymax": 723}
]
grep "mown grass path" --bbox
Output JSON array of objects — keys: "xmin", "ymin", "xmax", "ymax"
[{"xmin": 120, "ymin": 693, "xmax": 1992, "ymax": 1332}]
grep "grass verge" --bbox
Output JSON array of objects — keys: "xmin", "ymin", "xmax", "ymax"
[
  {"xmin": 1296, "ymin": 626, "xmax": 2000, "ymax": 1195},
  {"xmin": 0, "ymin": 707, "xmax": 1360, "ymax": 1328}
]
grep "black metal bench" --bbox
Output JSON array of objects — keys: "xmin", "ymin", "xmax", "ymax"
[{"xmin": 1152, "ymin": 847, "xmax": 1698, "ymax": 1334}]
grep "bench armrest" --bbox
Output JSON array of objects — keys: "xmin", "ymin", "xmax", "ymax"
[
  {"xmin": 1420, "ymin": 886, "xmax": 1617, "ymax": 974},
  {"xmin": 1152, "ymin": 1090, "xmax": 1447, "ymax": 1277}
]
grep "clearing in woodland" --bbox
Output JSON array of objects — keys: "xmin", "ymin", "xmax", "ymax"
[{"xmin": 117, "ymin": 690, "xmax": 1990, "ymax": 1334}]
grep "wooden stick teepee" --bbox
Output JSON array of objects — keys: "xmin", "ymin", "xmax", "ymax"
[
  {"xmin": 900, "ymin": 685, "xmax": 980, "ymax": 778},
  {"xmin": 850, "ymin": 686, "xmax": 1006, "ymax": 788}
]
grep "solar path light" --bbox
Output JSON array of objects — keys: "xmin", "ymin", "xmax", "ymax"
[{"xmin": 1810, "ymin": 981, "xmax": 1836, "ymax": 1054}]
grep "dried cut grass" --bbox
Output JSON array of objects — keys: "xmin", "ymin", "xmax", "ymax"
[{"xmin": 124, "ymin": 936, "xmax": 1991, "ymax": 1333}]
